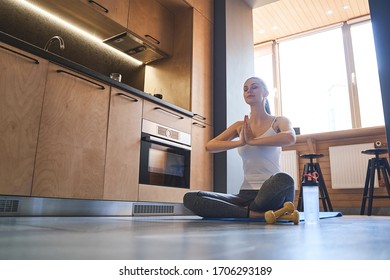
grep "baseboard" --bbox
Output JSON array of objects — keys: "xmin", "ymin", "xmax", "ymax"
[
  {"xmin": 333, "ymin": 207, "xmax": 390, "ymax": 216},
  {"xmin": 0, "ymin": 196, "xmax": 192, "ymax": 217}
]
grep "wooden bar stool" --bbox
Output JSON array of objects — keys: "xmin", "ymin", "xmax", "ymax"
[
  {"xmin": 297, "ymin": 153, "xmax": 333, "ymax": 212},
  {"xmin": 360, "ymin": 148, "xmax": 390, "ymax": 216}
]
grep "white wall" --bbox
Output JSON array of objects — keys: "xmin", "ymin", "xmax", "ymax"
[{"xmin": 225, "ymin": 0, "xmax": 255, "ymax": 193}]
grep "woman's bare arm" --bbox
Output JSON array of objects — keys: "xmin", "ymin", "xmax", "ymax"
[
  {"xmin": 205, "ymin": 121, "xmax": 245, "ymax": 153},
  {"xmin": 244, "ymin": 116, "xmax": 296, "ymax": 147}
]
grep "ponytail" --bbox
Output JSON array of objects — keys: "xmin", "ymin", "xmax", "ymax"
[{"xmin": 265, "ymin": 99, "xmax": 271, "ymax": 114}]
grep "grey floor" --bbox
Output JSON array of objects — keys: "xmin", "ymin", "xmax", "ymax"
[{"xmin": 1, "ymin": 214, "xmax": 390, "ymax": 260}]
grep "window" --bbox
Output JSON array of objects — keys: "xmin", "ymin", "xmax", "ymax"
[
  {"xmin": 254, "ymin": 19, "xmax": 384, "ymax": 134},
  {"xmin": 279, "ymin": 27, "xmax": 350, "ymax": 134},
  {"xmin": 350, "ymin": 21, "xmax": 384, "ymax": 127},
  {"xmin": 254, "ymin": 43, "xmax": 275, "ymax": 113}
]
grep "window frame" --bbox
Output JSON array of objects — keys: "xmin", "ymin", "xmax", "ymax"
[{"xmin": 254, "ymin": 16, "xmax": 382, "ymax": 134}]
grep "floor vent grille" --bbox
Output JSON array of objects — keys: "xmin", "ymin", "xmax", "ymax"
[
  {"xmin": 133, "ymin": 204, "xmax": 175, "ymax": 215},
  {"xmin": 0, "ymin": 199, "xmax": 19, "ymax": 213}
]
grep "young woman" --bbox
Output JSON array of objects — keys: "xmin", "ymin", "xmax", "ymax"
[{"xmin": 183, "ymin": 77, "xmax": 296, "ymax": 218}]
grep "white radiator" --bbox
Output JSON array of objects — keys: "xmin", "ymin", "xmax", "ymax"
[
  {"xmin": 280, "ymin": 150, "xmax": 299, "ymax": 190},
  {"xmin": 329, "ymin": 143, "xmax": 376, "ymax": 189}
]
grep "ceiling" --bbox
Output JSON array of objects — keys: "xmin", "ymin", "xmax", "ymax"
[{"xmin": 252, "ymin": 0, "xmax": 370, "ymax": 45}]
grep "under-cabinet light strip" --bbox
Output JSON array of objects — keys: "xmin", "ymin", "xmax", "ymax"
[{"xmin": 19, "ymin": 0, "xmax": 143, "ymax": 65}]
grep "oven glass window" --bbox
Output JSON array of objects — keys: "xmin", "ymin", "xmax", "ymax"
[
  {"xmin": 142, "ymin": 142, "xmax": 189, "ymax": 188},
  {"xmin": 148, "ymin": 145, "xmax": 185, "ymax": 177}
]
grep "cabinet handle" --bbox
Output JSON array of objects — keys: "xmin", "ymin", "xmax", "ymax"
[
  {"xmin": 0, "ymin": 45, "xmax": 39, "ymax": 64},
  {"xmin": 193, "ymin": 113, "xmax": 206, "ymax": 121},
  {"xmin": 56, "ymin": 69, "xmax": 105, "ymax": 90},
  {"xmin": 192, "ymin": 122, "xmax": 206, "ymax": 128},
  {"xmin": 143, "ymin": 135, "xmax": 191, "ymax": 151},
  {"xmin": 145, "ymin": 34, "xmax": 160, "ymax": 45},
  {"xmin": 154, "ymin": 107, "xmax": 184, "ymax": 119},
  {"xmin": 116, "ymin": 92, "xmax": 138, "ymax": 102},
  {"xmin": 88, "ymin": 0, "xmax": 109, "ymax": 13}
]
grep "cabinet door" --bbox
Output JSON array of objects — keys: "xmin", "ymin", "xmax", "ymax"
[
  {"xmin": 186, "ymin": 0, "xmax": 213, "ymax": 22},
  {"xmin": 80, "ymin": 0, "xmax": 130, "ymax": 27},
  {"xmin": 143, "ymin": 99, "xmax": 191, "ymax": 134},
  {"xmin": 104, "ymin": 88, "xmax": 142, "ymax": 201},
  {"xmin": 32, "ymin": 64, "xmax": 110, "ymax": 199},
  {"xmin": 190, "ymin": 121, "xmax": 213, "ymax": 191},
  {"xmin": 128, "ymin": 0, "xmax": 174, "ymax": 55},
  {"xmin": 0, "ymin": 44, "xmax": 48, "ymax": 195},
  {"xmin": 191, "ymin": 10, "xmax": 213, "ymax": 125}
]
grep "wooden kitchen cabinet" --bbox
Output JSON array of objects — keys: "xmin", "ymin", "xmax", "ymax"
[
  {"xmin": 104, "ymin": 88, "xmax": 143, "ymax": 201},
  {"xmin": 32, "ymin": 64, "xmax": 110, "ymax": 199},
  {"xmin": 191, "ymin": 9, "xmax": 213, "ymax": 125},
  {"xmin": 143, "ymin": 6, "xmax": 192, "ymax": 111},
  {"xmin": 0, "ymin": 43, "xmax": 49, "ymax": 196},
  {"xmin": 190, "ymin": 121, "xmax": 213, "ymax": 191},
  {"xmin": 80, "ymin": 0, "xmax": 130, "ymax": 27},
  {"xmin": 189, "ymin": 10, "xmax": 214, "ymax": 192},
  {"xmin": 139, "ymin": 99, "xmax": 192, "ymax": 203},
  {"xmin": 127, "ymin": 0, "xmax": 174, "ymax": 55},
  {"xmin": 185, "ymin": 0, "xmax": 213, "ymax": 23},
  {"xmin": 143, "ymin": 99, "xmax": 192, "ymax": 133}
]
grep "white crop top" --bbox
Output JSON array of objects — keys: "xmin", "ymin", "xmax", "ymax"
[{"xmin": 237, "ymin": 118, "xmax": 281, "ymax": 190}]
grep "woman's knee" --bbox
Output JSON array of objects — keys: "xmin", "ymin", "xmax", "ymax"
[
  {"xmin": 273, "ymin": 172, "xmax": 294, "ymax": 185},
  {"xmin": 183, "ymin": 191, "xmax": 198, "ymax": 208},
  {"xmin": 273, "ymin": 172, "xmax": 295, "ymax": 201},
  {"xmin": 253, "ymin": 172, "xmax": 295, "ymax": 209},
  {"xmin": 276, "ymin": 172, "xmax": 293, "ymax": 181},
  {"xmin": 264, "ymin": 172, "xmax": 295, "ymax": 192},
  {"xmin": 183, "ymin": 191, "xmax": 212, "ymax": 210}
]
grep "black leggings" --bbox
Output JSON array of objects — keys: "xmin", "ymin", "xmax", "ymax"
[{"xmin": 183, "ymin": 172, "xmax": 295, "ymax": 218}]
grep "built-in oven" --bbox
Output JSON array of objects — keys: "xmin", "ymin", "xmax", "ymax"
[{"xmin": 139, "ymin": 119, "xmax": 191, "ymax": 189}]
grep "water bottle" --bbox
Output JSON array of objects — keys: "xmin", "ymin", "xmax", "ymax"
[{"xmin": 302, "ymin": 173, "xmax": 320, "ymax": 224}]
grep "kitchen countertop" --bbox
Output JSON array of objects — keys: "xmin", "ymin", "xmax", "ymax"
[{"xmin": 0, "ymin": 31, "xmax": 193, "ymax": 118}]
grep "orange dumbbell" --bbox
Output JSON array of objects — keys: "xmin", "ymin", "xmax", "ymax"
[
  {"xmin": 264, "ymin": 202, "xmax": 296, "ymax": 224},
  {"xmin": 277, "ymin": 210, "xmax": 300, "ymax": 225}
]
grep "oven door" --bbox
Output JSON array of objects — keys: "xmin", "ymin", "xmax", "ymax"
[{"xmin": 139, "ymin": 133, "xmax": 191, "ymax": 189}]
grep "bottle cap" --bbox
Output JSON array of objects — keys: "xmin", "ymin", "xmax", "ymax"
[{"xmin": 302, "ymin": 172, "xmax": 319, "ymax": 186}]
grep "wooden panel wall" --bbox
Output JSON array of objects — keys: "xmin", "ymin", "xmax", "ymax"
[
  {"xmin": 253, "ymin": 0, "xmax": 370, "ymax": 45},
  {"xmin": 283, "ymin": 126, "xmax": 390, "ymax": 211}
]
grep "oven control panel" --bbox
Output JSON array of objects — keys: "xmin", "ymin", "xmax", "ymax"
[
  {"xmin": 142, "ymin": 119, "xmax": 191, "ymax": 146},
  {"xmin": 158, "ymin": 126, "xmax": 179, "ymax": 140}
]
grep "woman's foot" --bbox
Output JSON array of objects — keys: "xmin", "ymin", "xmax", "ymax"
[{"xmin": 249, "ymin": 210, "xmax": 265, "ymax": 218}]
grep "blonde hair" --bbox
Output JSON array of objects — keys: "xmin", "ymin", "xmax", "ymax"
[{"xmin": 247, "ymin": 77, "xmax": 269, "ymax": 94}]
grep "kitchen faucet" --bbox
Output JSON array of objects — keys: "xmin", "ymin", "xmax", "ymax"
[{"xmin": 44, "ymin": 36, "xmax": 65, "ymax": 51}]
